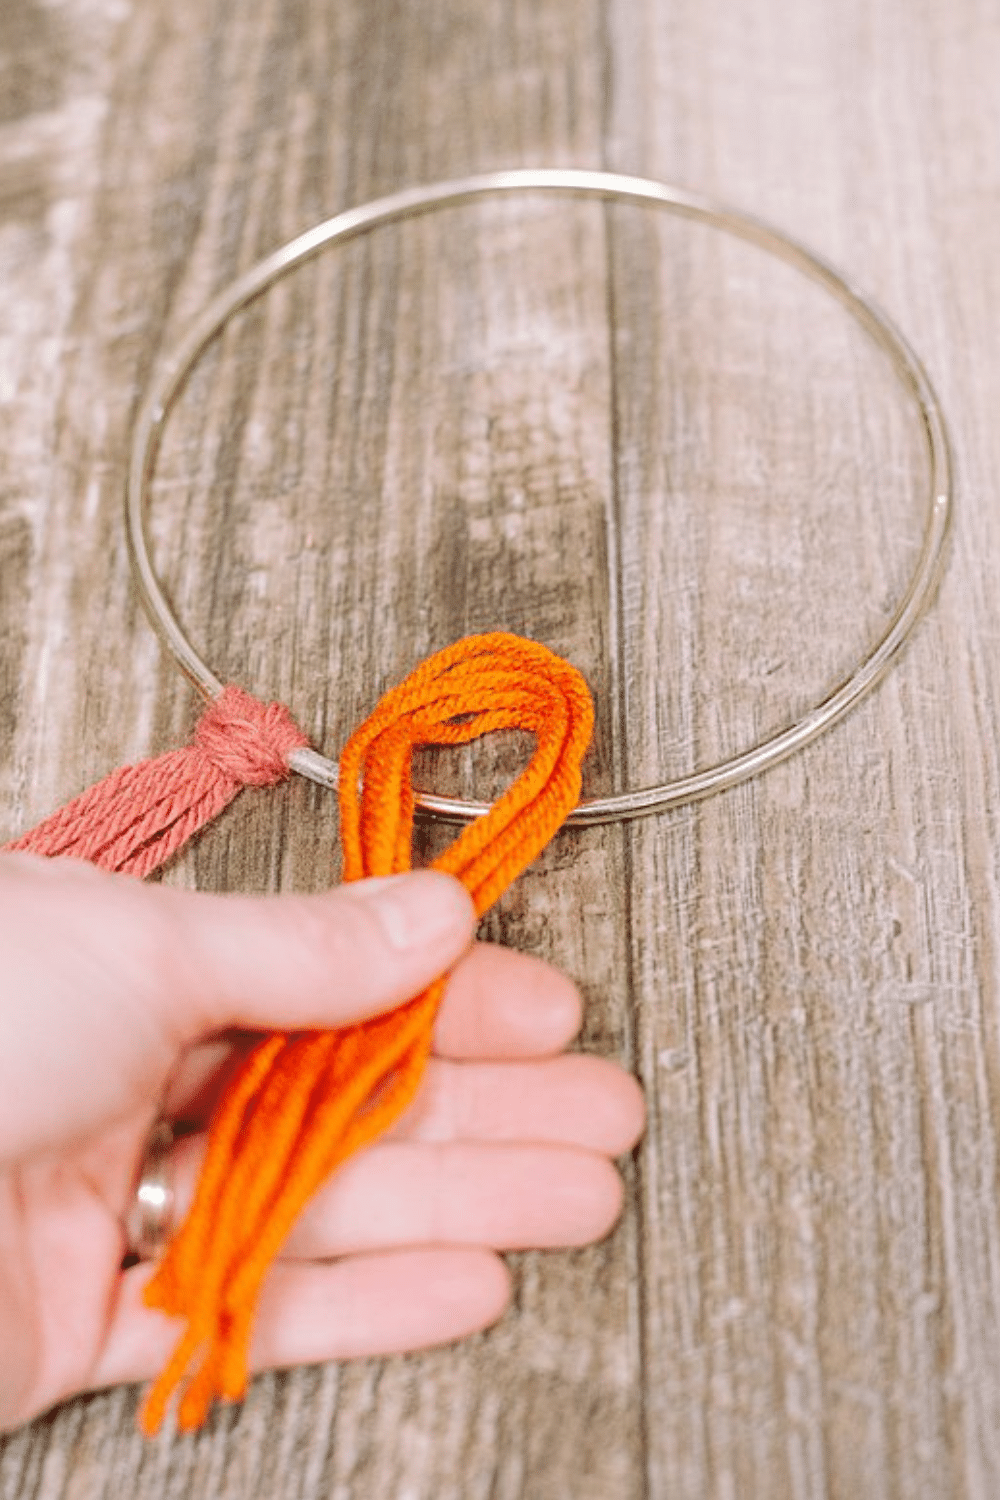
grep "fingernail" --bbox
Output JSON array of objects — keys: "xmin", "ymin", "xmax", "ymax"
[{"xmin": 356, "ymin": 872, "xmax": 474, "ymax": 951}]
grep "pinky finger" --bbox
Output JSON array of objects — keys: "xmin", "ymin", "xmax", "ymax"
[{"xmin": 92, "ymin": 1248, "xmax": 512, "ymax": 1392}]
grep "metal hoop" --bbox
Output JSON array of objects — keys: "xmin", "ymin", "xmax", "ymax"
[{"xmin": 126, "ymin": 168, "xmax": 952, "ymax": 826}]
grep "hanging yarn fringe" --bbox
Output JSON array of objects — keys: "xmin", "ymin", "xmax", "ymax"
[
  {"xmin": 3, "ymin": 632, "xmax": 593, "ymax": 1434},
  {"xmin": 4, "ymin": 687, "xmax": 309, "ymax": 877}
]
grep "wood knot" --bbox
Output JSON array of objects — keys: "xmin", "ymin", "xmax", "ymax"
[{"xmin": 194, "ymin": 686, "xmax": 309, "ymax": 786}]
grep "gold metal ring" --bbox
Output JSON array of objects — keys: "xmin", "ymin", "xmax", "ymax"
[{"xmin": 124, "ymin": 1119, "xmax": 175, "ymax": 1263}]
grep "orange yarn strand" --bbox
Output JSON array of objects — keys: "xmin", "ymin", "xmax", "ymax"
[
  {"xmin": 138, "ymin": 632, "xmax": 592, "ymax": 1432},
  {"xmin": 3, "ymin": 631, "xmax": 592, "ymax": 1435}
]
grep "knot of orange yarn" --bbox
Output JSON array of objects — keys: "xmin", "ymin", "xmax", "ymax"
[
  {"xmin": 138, "ymin": 631, "xmax": 594, "ymax": 1435},
  {"xmin": 194, "ymin": 686, "xmax": 309, "ymax": 787}
]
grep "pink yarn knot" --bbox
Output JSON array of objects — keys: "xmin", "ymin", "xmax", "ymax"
[{"xmin": 194, "ymin": 686, "xmax": 310, "ymax": 787}]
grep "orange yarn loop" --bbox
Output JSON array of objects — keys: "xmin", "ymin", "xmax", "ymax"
[{"xmin": 137, "ymin": 632, "xmax": 594, "ymax": 1433}]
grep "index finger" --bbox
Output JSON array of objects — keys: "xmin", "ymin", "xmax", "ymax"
[
  {"xmin": 433, "ymin": 942, "xmax": 583, "ymax": 1060},
  {"xmin": 165, "ymin": 943, "xmax": 583, "ymax": 1126}
]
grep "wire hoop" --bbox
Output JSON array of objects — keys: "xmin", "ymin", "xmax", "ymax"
[{"xmin": 126, "ymin": 168, "xmax": 952, "ymax": 826}]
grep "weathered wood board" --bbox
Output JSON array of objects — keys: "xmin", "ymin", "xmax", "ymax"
[{"xmin": 2, "ymin": 1, "xmax": 1000, "ymax": 1495}]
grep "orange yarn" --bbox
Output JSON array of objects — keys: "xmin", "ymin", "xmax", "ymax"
[
  {"xmin": 136, "ymin": 632, "xmax": 594, "ymax": 1432},
  {"xmin": 4, "ymin": 632, "xmax": 592, "ymax": 1431}
]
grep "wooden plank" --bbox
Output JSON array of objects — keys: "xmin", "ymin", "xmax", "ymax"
[
  {"xmin": 0, "ymin": 1, "xmax": 643, "ymax": 1497},
  {"xmin": 5, "ymin": 0, "xmax": 1000, "ymax": 1496},
  {"xmin": 605, "ymin": 1, "xmax": 1000, "ymax": 1496}
]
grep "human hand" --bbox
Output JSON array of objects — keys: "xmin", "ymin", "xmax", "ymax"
[{"xmin": 0, "ymin": 854, "xmax": 644, "ymax": 1431}]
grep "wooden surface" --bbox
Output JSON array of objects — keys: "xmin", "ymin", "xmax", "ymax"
[{"xmin": 2, "ymin": 1, "xmax": 999, "ymax": 1495}]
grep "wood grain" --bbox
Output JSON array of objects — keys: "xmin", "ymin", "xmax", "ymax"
[{"xmin": 3, "ymin": 0, "xmax": 1000, "ymax": 1495}]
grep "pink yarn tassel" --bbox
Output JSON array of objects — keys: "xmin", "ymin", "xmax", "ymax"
[{"xmin": 4, "ymin": 687, "xmax": 309, "ymax": 877}]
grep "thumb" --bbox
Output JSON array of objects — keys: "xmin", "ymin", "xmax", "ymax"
[{"xmin": 161, "ymin": 871, "xmax": 477, "ymax": 1037}]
